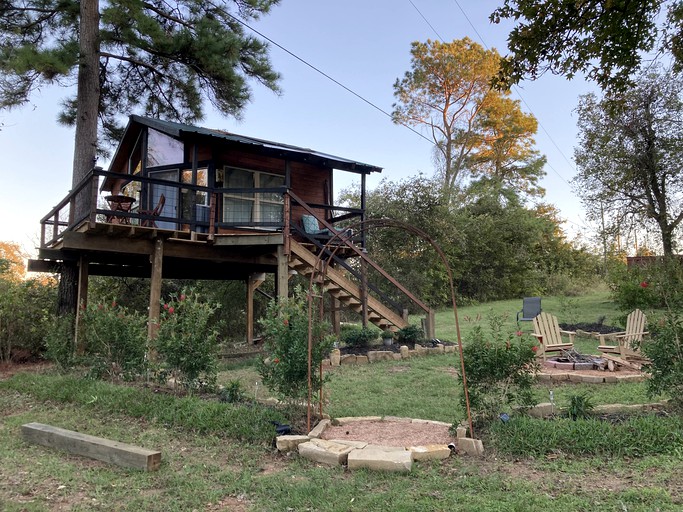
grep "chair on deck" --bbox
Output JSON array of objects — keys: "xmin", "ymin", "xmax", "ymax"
[
  {"xmin": 598, "ymin": 309, "xmax": 649, "ymax": 360},
  {"xmin": 302, "ymin": 214, "xmax": 331, "ymax": 237},
  {"xmin": 301, "ymin": 214, "xmax": 353, "ymax": 241},
  {"xmin": 531, "ymin": 312, "xmax": 575, "ymax": 360},
  {"xmin": 516, "ymin": 297, "xmax": 542, "ymax": 326},
  {"xmin": 141, "ymin": 194, "xmax": 165, "ymax": 227}
]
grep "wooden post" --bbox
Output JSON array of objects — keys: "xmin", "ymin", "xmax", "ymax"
[
  {"xmin": 424, "ymin": 309, "xmax": 436, "ymax": 339},
  {"xmin": 360, "ymin": 252, "xmax": 368, "ymax": 328},
  {"xmin": 246, "ymin": 273, "xmax": 266, "ymax": 344},
  {"xmin": 276, "ymin": 245, "xmax": 288, "ymax": 299},
  {"xmin": 148, "ymin": 238, "xmax": 164, "ymax": 343},
  {"xmin": 75, "ymin": 255, "xmax": 89, "ymax": 355},
  {"xmin": 331, "ymin": 296, "xmax": 341, "ymax": 337}
]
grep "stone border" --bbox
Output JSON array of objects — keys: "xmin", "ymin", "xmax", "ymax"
[
  {"xmin": 276, "ymin": 416, "xmax": 484, "ymax": 472},
  {"xmin": 325, "ymin": 344, "xmax": 456, "ymax": 367},
  {"xmin": 527, "ymin": 401, "xmax": 667, "ymax": 418},
  {"xmin": 536, "ymin": 371, "xmax": 645, "ymax": 384}
]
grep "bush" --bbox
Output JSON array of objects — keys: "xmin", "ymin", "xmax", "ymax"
[
  {"xmin": 460, "ymin": 312, "xmax": 539, "ymax": 426},
  {"xmin": 154, "ymin": 291, "xmax": 221, "ymax": 392},
  {"xmin": 0, "ymin": 276, "xmax": 56, "ymax": 362},
  {"xmin": 258, "ymin": 287, "xmax": 335, "ymax": 404},
  {"xmin": 79, "ymin": 300, "xmax": 148, "ymax": 381},
  {"xmin": 397, "ymin": 324, "xmax": 424, "ymax": 344},
  {"xmin": 44, "ymin": 314, "xmax": 78, "ymax": 371},
  {"xmin": 565, "ymin": 392, "xmax": 595, "ymax": 420},
  {"xmin": 341, "ymin": 326, "xmax": 379, "ymax": 350}
]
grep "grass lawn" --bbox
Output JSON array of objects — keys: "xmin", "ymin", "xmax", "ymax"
[{"xmin": 2, "ymin": 290, "xmax": 681, "ymax": 511}]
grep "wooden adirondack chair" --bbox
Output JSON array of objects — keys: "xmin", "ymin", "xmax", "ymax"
[
  {"xmin": 598, "ymin": 309, "xmax": 648, "ymax": 360},
  {"xmin": 531, "ymin": 312, "xmax": 575, "ymax": 360}
]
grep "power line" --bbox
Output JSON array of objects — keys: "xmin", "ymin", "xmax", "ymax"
[
  {"xmin": 408, "ymin": 0, "xmax": 444, "ymax": 41},
  {"xmin": 222, "ymin": 10, "xmax": 434, "ymax": 146}
]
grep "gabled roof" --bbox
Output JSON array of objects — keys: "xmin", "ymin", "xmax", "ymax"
[{"xmin": 109, "ymin": 115, "xmax": 383, "ymax": 175}]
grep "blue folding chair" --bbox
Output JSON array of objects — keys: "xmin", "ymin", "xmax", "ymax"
[{"xmin": 517, "ymin": 297, "xmax": 542, "ymax": 326}]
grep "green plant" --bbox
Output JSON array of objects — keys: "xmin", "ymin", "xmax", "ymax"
[
  {"xmin": 220, "ymin": 380, "xmax": 247, "ymax": 403},
  {"xmin": 460, "ymin": 312, "xmax": 539, "ymax": 426},
  {"xmin": 79, "ymin": 300, "xmax": 148, "ymax": 381},
  {"xmin": 382, "ymin": 329, "xmax": 394, "ymax": 339},
  {"xmin": 341, "ymin": 326, "xmax": 379, "ymax": 350},
  {"xmin": 397, "ymin": 324, "xmax": 424, "ymax": 344},
  {"xmin": 44, "ymin": 314, "xmax": 78, "ymax": 371},
  {"xmin": 154, "ymin": 291, "xmax": 221, "ymax": 392},
  {"xmin": 258, "ymin": 286, "xmax": 335, "ymax": 405},
  {"xmin": 565, "ymin": 392, "xmax": 595, "ymax": 420}
]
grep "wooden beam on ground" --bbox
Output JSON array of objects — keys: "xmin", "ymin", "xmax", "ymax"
[
  {"xmin": 601, "ymin": 353, "xmax": 643, "ymax": 371},
  {"xmin": 21, "ymin": 423, "xmax": 161, "ymax": 471}
]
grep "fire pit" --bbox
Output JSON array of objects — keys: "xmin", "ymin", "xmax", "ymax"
[{"xmin": 544, "ymin": 349, "xmax": 606, "ymax": 371}]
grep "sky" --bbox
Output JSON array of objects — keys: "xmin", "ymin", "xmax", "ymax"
[{"xmin": 0, "ymin": 0, "xmax": 601, "ymax": 257}]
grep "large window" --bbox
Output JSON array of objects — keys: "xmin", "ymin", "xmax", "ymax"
[{"xmin": 222, "ymin": 167, "xmax": 285, "ymax": 225}]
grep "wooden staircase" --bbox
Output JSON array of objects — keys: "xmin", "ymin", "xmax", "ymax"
[{"xmin": 288, "ymin": 239, "xmax": 408, "ymax": 331}]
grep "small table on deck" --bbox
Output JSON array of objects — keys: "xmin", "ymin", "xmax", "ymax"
[{"xmin": 105, "ymin": 195, "xmax": 136, "ymax": 224}]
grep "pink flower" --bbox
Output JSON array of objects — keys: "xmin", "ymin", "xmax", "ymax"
[
  {"xmin": 180, "ymin": 294, "xmax": 186, "ymax": 301},
  {"xmin": 97, "ymin": 304, "xmax": 103, "ymax": 310},
  {"xmin": 274, "ymin": 357, "xmax": 280, "ymax": 364},
  {"xmin": 640, "ymin": 281, "xmax": 649, "ymax": 288},
  {"xmin": 111, "ymin": 301, "xmax": 117, "ymax": 308},
  {"xmin": 531, "ymin": 346, "xmax": 538, "ymax": 352},
  {"xmin": 283, "ymin": 319, "xmax": 289, "ymax": 326},
  {"xmin": 515, "ymin": 330, "xmax": 523, "ymax": 337},
  {"xmin": 168, "ymin": 306, "xmax": 175, "ymax": 314},
  {"xmin": 163, "ymin": 303, "xmax": 169, "ymax": 310}
]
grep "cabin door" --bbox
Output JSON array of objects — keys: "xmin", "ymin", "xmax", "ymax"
[{"xmin": 148, "ymin": 169, "xmax": 179, "ymax": 229}]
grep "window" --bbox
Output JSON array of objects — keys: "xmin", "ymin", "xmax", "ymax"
[{"xmin": 222, "ymin": 167, "xmax": 285, "ymax": 224}]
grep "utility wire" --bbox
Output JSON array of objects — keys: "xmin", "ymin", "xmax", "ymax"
[
  {"xmin": 408, "ymin": 0, "xmax": 444, "ymax": 41},
  {"xmin": 223, "ymin": 10, "xmax": 434, "ymax": 145}
]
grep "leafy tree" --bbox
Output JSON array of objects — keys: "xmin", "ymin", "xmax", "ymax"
[
  {"xmin": 0, "ymin": 242, "xmax": 26, "ymax": 282},
  {"xmin": 1, "ymin": 0, "xmax": 281, "ymax": 316},
  {"xmin": 574, "ymin": 68, "xmax": 683, "ymax": 257},
  {"xmin": 391, "ymin": 38, "xmax": 545, "ymax": 203},
  {"xmin": 468, "ymin": 95, "xmax": 546, "ymax": 198},
  {"xmin": 490, "ymin": 0, "xmax": 667, "ymax": 90}
]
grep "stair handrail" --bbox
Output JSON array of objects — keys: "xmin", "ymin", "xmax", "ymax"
[{"xmin": 286, "ymin": 190, "xmax": 431, "ymax": 316}]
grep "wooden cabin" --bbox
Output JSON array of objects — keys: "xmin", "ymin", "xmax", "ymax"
[{"xmin": 30, "ymin": 116, "xmax": 434, "ymax": 342}]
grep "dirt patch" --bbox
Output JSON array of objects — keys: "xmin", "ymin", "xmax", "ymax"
[
  {"xmin": 205, "ymin": 495, "xmax": 252, "ymax": 511},
  {"xmin": 0, "ymin": 360, "xmax": 52, "ymax": 381},
  {"xmin": 321, "ymin": 419, "xmax": 455, "ymax": 447}
]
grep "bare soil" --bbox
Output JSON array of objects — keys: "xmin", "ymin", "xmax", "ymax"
[{"xmin": 321, "ymin": 419, "xmax": 455, "ymax": 447}]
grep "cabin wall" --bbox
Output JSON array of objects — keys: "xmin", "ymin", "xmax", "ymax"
[{"xmin": 212, "ymin": 146, "xmax": 333, "ymax": 227}]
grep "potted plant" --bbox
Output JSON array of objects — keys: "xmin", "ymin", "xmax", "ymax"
[{"xmin": 382, "ymin": 329, "xmax": 394, "ymax": 346}]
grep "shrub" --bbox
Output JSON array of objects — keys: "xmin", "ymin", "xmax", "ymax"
[
  {"xmin": 258, "ymin": 286, "xmax": 335, "ymax": 405},
  {"xmin": 44, "ymin": 314, "xmax": 78, "ymax": 371},
  {"xmin": 397, "ymin": 324, "xmax": 424, "ymax": 344},
  {"xmin": 341, "ymin": 326, "xmax": 379, "ymax": 350},
  {"xmin": 565, "ymin": 392, "xmax": 595, "ymax": 420},
  {"xmin": 220, "ymin": 380, "xmax": 247, "ymax": 403},
  {"xmin": 154, "ymin": 291, "xmax": 221, "ymax": 392},
  {"xmin": 460, "ymin": 312, "xmax": 539, "ymax": 426},
  {"xmin": 0, "ymin": 276, "xmax": 56, "ymax": 362},
  {"xmin": 79, "ymin": 300, "xmax": 148, "ymax": 381},
  {"xmin": 642, "ymin": 312, "xmax": 683, "ymax": 408}
]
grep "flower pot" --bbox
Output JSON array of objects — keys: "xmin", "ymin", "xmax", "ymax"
[{"xmin": 383, "ymin": 337, "xmax": 393, "ymax": 347}]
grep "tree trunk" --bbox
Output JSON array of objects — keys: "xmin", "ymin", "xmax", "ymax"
[
  {"xmin": 57, "ymin": 263, "xmax": 79, "ymax": 318},
  {"xmin": 58, "ymin": 0, "xmax": 100, "ymax": 318},
  {"xmin": 72, "ymin": 0, "xmax": 100, "ymax": 211}
]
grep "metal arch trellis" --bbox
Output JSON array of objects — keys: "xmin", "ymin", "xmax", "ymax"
[{"xmin": 304, "ymin": 218, "xmax": 474, "ymax": 439}]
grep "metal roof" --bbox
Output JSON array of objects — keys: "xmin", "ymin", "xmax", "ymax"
[{"xmin": 128, "ymin": 115, "xmax": 383, "ymax": 174}]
